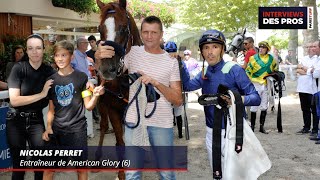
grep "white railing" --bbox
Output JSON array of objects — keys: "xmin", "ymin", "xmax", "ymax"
[
  {"xmin": 279, "ymin": 65, "xmax": 297, "ymax": 81},
  {"xmin": 279, "ymin": 64, "xmax": 297, "ymax": 69}
]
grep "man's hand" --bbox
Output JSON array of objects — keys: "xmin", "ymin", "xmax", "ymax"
[
  {"xmin": 137, "ymin": 71, "xmax": 160, "ymax": 87},
  {"xmin": 95, "ymin": 41, "xmax": 115, "ymax": 60},
  {"xmin": 220, "ymin": 94, "xmax": 232, "ymax": 106}
]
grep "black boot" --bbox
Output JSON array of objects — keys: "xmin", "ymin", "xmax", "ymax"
[
  {"xmin": 250, "ymin": 112, "xmax": 256, "ymax": 132},
  {"xmin": 176, "ymin": 115, "xmax": 183, "ymax": 138},
  {"xmin": 260, "ymin": 110, "xmax": 268, "ymax": 134}
]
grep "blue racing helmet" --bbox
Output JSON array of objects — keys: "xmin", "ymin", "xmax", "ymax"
[
  {"xmin": 199, "ymin": 29, "xmax": 226, "ymax": 49},
  {"xmin": 164, "ymin": 41, "xmax": 177, "ymax": 53}
]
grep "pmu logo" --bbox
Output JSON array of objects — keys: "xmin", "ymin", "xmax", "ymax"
[{"xmin": 308, "ymin": 6, "xmax": 313, "ymax": 29}]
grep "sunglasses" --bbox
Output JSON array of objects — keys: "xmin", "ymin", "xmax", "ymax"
[
  {"xmin": 259, "ymin": 46, "xmax": 267, "ymax": 49},
  {"xmin": 243, "ymin": 43, "xmax": 248, "ymax": 45}
]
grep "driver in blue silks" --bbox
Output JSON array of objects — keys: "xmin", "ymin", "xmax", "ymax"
[{"xmin": 180, "ymin": 29, "xmax": 261, "ymax": 178}]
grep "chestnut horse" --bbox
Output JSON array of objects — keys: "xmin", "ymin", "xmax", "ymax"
[{"xmin": 95, "ymin": 0, "xmax": 142, "ymax": 179}]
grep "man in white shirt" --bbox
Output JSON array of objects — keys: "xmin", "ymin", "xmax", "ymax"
[
  {"xmin": 296, "ymin": 42, "xmax": 319, "ymax": 134},
  {"xmin": 95, "ymin": 16, "xmax": 182, "ymax": 179}
]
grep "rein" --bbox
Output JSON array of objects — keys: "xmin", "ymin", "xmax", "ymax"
[
  {"xmin": 122, "ymin": 73, "xmax": 158, "ymax": 129},
  {"xmin": 100, "ymin": 78, "xmax": 128, "ymax": 103},
  {"xmin": 198, "ymin": 85, "xmax": 244, "ymax": 179}
]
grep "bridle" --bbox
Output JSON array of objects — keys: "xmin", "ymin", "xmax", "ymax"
[
  {"xmin": 229, "ymin": 33, "xmax": 245, "ymax": 54},
  {"xmin": 98, "ymin": 6, "xmax": 133, "ymax": 102},
  {"xmin": 100, "ymin": 8, "xmax": 132, "ymax": 77}
]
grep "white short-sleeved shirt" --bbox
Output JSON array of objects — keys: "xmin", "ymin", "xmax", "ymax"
[
  {"xmin": 124, "ymin": 46, "xmax": 180, "ymax": 128},
  {"xmin": 296, "ymin": 55, "xmax": 318, "ymax": 94}
]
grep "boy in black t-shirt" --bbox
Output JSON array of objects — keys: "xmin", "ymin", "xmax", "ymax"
[{"xmin": 42, "ymin": 40, "xmax": 104, "ymax": 179}]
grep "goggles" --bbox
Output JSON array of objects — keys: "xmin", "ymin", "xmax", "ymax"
[{"xmin": 202, "ymin": 32, "xmax": 225, "ymax": 43}]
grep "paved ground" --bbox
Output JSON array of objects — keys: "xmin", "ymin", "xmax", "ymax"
[{"xmin": 1, "ymin": 78, "xmax": 320, "ymax": 179}]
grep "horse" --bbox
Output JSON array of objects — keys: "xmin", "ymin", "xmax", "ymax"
[
  {"xmin": 226, "ymin": 28, "xmax": 247, "ymax": 64},
  {"xmin": 95, "ymin": 0, "xmax": 143, "ymax": 179}
]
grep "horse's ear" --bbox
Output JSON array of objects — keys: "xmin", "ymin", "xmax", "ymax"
[
  {"xmin": 243, "ymin": 28, "xmax": 247, "ymax": 35},
  {"xmin": 96, "ymin": 0, "xmax": 105, "ymax": 10},
  {"xmin": 119, "ymin": 0, "xmax": 127, "ymax": 9}
]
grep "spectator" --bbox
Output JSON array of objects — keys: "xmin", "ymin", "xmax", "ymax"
[
  {"xmin": 296, "ymin": 42, "xmax": 318, "ymax": 135},
  {"xmin": 283, "ymin": 50, "xmax": 294, "ymax": 65},
  {"xmin": 164, "ymin": 41, "xmax": 184, "ymax": 138},
  {"xmin": 272, "ymin": 47, "xmax": 282, "ymax": 66},
  {"xmin": 71, "ymin": 37, "xmax": 91, "ymax": 78},
  {"xmin": 71, "ymin": 37, "xmax": 96, "ymax": 138},
  {"xmin": 242, "ymin": 37, "xmax": 257, "ymax": 69},
  {"xmin": 6, "ymin": 45, "xmax": 25, "ymax": 80},
  {"xmin": 280, "ymin": 49, "xmax": 295, "ymax": 80},
  {"xmin": 86, "ymin": 35, "xmax": 98, "ymax": 62},
  {"xmin": 183, "ymin": 49, "xmax": 201, "ymax": 79},
  {"xmin": 86, "ymin": 35, "xmax": 101, "ymax": 124}
]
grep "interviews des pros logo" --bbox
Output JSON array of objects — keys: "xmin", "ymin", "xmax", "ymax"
[{"xmin": 259, "ymin": 7, "xmax": 313, "ymax": 29}]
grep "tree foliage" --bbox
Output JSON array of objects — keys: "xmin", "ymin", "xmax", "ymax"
[
  {"xmin": 51, "ymin": 0, "xmax": 176, "ymax": 27},
  {"xmin": 266, "ymin": 32, "xmax": 289, "ymax": 50},
  {"xmin": 174, "ymin": 0, "xmax": 272, "ymax": 32},
  {"xmin": 173, "ymin": 0, "xmax": 310, "ymax": 32}
]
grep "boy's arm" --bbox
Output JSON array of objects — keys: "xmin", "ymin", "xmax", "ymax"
[
  {"xmin": 42, "ymin": 100, "xmax": 54, "ymax": 141},
  {"xmin": 83, "ymin": 85, "xmax": 105, "ymax": 111}
]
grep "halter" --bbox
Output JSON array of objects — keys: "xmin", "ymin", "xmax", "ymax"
[
  {"xmin": 105, "ymin": 9, "xmax": 132, "ymax": 77},
  {"xmin": 229, "ymin": 33, "xmax": 245, "ymax": 54}
]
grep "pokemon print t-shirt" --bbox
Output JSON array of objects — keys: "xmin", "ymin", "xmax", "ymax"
[{"xmin": 48, "ymin": 70, "xmax": 88, "ymax": 133}]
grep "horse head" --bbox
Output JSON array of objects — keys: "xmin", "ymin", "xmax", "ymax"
[
  {"xmin": 226, "ymin": 28, "xmax": 246, "ymax": 56},
  {"xmin": 96, "ymin": 0, "xmax": 142, "ymax": 80}
]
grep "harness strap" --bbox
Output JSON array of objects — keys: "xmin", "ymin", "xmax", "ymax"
[
  {"xmin": 212, "ymin": 106, "xmax": 223, "ymax": 179},
  {"xmin": 265, "ymin": 72, "xmax": 283, "ymax": 132},
  {"xmin": 123, "ymin": 83, "xmax": 142, "ymax": 129},
  {"xmin": 277, "ymin": 76, "xmax": 283, "ymax": 133},
  {"xmin": 211, "ymin": 87, "xmax": 244, "ymax": 179},
  {"xmin": 104, "ymin": 87, "xmax": 128, "ymax": 103},
  {"xmin": 144, "ymin": 84, "xmax": 157, "ymax": 118},
  {"xmin": 233, "ymin": 90, "xmax": 244, "ymax": 152},
  {"xmin": 178, "ymin": 57, "xmax": 190, "ymax": 140}
]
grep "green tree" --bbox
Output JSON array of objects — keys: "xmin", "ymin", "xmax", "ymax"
[
  {"xmin": 51, "ymin": 0, "xmax": 176, "ymax": 27},
  {"xmin": 266, "ymin": 32, "xmax": 289, "ymax": 50},
  {"xmin": 174, "ymin": 0, "xmax": 270, "ymax": 32}
]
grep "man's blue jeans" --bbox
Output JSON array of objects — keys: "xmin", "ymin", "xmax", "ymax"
[{"xmin": 125, "ymin": 125, "xmax": 176, "ymax": 180}]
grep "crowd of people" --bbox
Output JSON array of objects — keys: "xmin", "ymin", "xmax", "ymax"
[{"xmin": 1, "ymin": 13, "xmax": 320, "ymax": 180}]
